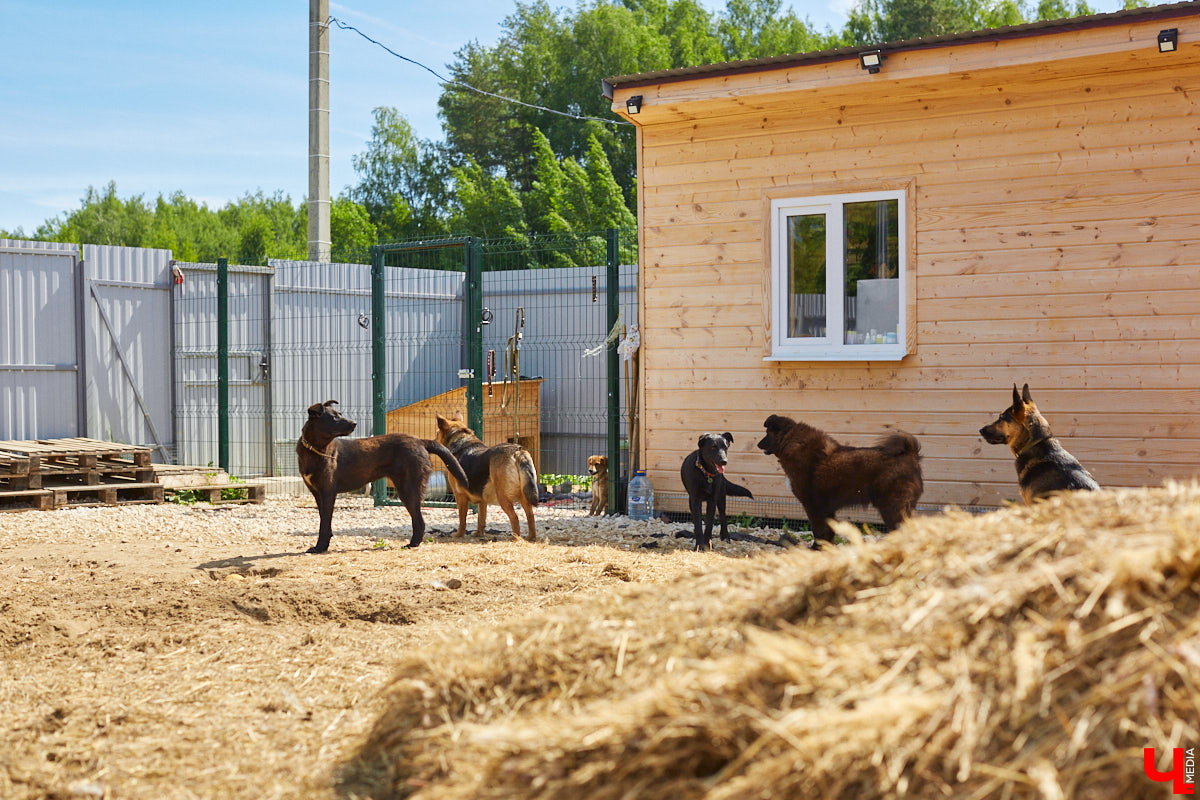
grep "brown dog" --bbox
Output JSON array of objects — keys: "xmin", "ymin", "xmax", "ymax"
[
  {"xmin": 757, "ymin": 415, "xmax": 923, "ymax": 549},
  {"xmin": 297, "ymin": 401, "xmax": 468, "ymax": 553},
  {"xmin": 587, "ymin": 455, "xmax": 609, "ymax": 516},
  {"xmin": 980, "ymin": 383, "xmax": 1100, "ymax": 504},
  {"xmin": 434, "ymin": 413, "xmax": 539, "ymax": 541}
]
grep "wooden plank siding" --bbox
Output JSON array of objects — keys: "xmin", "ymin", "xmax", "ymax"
[{"xmin": 615, "ymin": 14, "xmax": 1200, "ymax": 515}]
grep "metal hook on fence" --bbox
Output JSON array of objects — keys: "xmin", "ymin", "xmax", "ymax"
[
  {"xmin": 487, "ymin": 349, "xmax": 496, "ymax": 398},
  {"xmin": 500, "ymin": 307, "xmax": 525, "ymax": 439}
]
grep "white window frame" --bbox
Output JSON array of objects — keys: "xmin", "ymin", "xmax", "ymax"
[{"xmin": 766, "ymin": 189, "xmax": 908, "ymax": 362}]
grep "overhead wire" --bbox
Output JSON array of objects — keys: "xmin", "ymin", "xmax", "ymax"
[{"xmin": 326, "ymin": 16, "xmax": 633, "ymax": 127}]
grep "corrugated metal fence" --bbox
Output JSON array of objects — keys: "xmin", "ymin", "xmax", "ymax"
[
  {"xmin": 1, "ymin": 239, "xmax": 174, "ymax": 456},
  {"xmin": 2, "ymin": 238, "xmax": 638, "ymax": 487}
]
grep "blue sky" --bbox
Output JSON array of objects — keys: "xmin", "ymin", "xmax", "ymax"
[{"xmin": 1, "ymin": 0, "xmax": 1138, "ymax": 235}]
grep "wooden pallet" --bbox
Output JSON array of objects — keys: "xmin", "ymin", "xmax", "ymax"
[
  {"xmin": 0, "ymin": 438, "xmax": 163, "ymax": 510},
  {"xmin": 48, "ymin": 481, "xmax": 165, "ymax": 508},
  {"xmin": 0, "ymin": 438, "xmax": 151, "ymax": 473},
  {"xmin": 0, "ymin": 488, "xmax": 54, "ymax": 512},
  {"xmin": 163, "ymin": 483, "xmax": 266, "ymax": 505},
  {"xmin": 0, "ymin": 449, "xmax": 39, "ymax": 490}
]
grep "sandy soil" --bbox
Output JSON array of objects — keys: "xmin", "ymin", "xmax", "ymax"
[{"xmin": 0, "ymin": 496, "xmax": 785, "ymax": 800}]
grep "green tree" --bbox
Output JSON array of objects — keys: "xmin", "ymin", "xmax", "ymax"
[
  {"xmin": 330, "ymin": 197, "xmax": 377, "ymax": 260},
  {"xmin": 37, "ymin": 182, "xmax": 154, "ymax": 246},
  {"xmin": 718, "ymin": 0, "xmax": 823, "ymax": 60},
  {"xmin": 450, "ymin": 159, "xmax": 528, "ymax": 239},
  {"xmin": 348, "ymin": 107, "xmax": 453, "ymax": 240},
  {"xmin": 523, "ymin": 128, "xmax": 572, "ymax": 237},
  {"xmin": 584, "ymin": 133, "xmax": 637, "ymax": 231},
  {"xmin": 236, "ymin": 213, "xmax": 273, "ymax": 266}
]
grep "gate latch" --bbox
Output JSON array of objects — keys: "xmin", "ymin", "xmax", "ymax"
[{"xmin": 457, "ymin": 369, "xmax": 475, "ymax": 379}]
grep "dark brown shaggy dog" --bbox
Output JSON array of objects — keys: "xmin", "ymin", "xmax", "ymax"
[
  {"xmin": 757, "ymin": 415, "xmax": 923, "ymax": 549},
  {"xmin": 297, "ymin": 401, "xmax": 468, "ymax": 553},
  {"xmin": 586, "ymin": 455, "xmax": 609, "ymax": 516},
  {"xmin": 435, "ymin": 413, "xmax": 539, "ymax": 541},
  {"xmin": 980, "ymin": 383, "xmax": 1100, "ymax": 505}
]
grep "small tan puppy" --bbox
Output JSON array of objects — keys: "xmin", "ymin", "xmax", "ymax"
[{"xmin": 587, "ymin": 455, "xmax": 609, "ymax": 516}]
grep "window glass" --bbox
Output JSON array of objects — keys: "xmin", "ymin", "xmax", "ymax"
[
  {"xmin": 787, "ymin": 213, "xmax": 826, "ymax": 339},
  {"xmin": 843, "ymin": 199, "xmax": 900, "ymax": 346}
]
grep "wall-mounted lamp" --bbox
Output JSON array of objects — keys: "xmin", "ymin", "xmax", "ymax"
[
  {"xmin": 859, "ymin": 50, "xmax": 883, "ymax": 74},
  {"xmin": 626, "ymin": 95, "xmax": 643, "ymax": 115},
  {"xmin": 1158, "ymin": 28, "xmax": 1178, "ymax": 53}
]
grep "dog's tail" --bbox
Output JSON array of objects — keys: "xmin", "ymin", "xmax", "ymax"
[
  {"xmin": 518, "ymin": 450, "xmax": 539, "ymax": 507},
  {"xmin": 877, "ymin": 430, "xmax": 922, "ymax": 458},
  {"xmin": 423, "ymin": 440, "xmax": 469, "ymax": 487},
  {"xmin": 725, "ymin": 480, "xmax": 754, "ymax": 499}
]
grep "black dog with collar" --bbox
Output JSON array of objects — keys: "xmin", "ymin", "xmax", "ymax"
[{"xmin": 679, "ymin": 432, "xmax": 753, "ymax": 551}]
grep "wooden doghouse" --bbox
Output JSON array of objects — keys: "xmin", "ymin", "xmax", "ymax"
[{"xmin": 386, "ymin": 380, "xmax": 543, "ymax": 474}]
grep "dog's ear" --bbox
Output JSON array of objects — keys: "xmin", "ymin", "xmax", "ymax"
[
  {"xmin": 1021, "ymin": 383, "xmax": 1033, "ymax": 404},
  {"xmin": 435, "ymin": 414, "xmax": 450, "ymax": 431},
  {"xmin": 307, "ymin": 403, "xmax": 323, "ymax": 418},
  {"xmin": 697, "ymin": 435, "xmax": 707, "ymax": 449},
  {"xmin": 1011, "ymin": 384, "xmax": 1021, "ymax": 407},
  {"xmin": 324, "ymin": 400, "xmax": 338, "ymax": 408},
  {"xmin": 723, "ymin": 432, "xmax": 734, "ymax": 444},
  {"xmin": 453, "ymin": 411, "xmax": 465, "ymax": 423}
]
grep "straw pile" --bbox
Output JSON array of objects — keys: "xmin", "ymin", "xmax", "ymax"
[{"xmin": 342, "ymin": 483, "xmax": 1200, "ymax": 800}]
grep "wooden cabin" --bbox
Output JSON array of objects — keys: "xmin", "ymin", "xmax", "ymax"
[{"xmin": 604, "ymin": 4, "xmax": 1200, "ymax": 517}]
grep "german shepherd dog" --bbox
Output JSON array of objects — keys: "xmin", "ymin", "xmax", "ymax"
[
  {"xmin": 980, "ymin": 384, "xmax": 1100, "ymax": 504},
  {"xmin": 297, "ymin": 401, "xmax": 469, "ymax": 553},
  {"xmin": 680, "ymin": 432, "xmax": 754, "ymax": 551},
  {"xmin": 586, "ymin": 455, "xmax": 609, "ymax": 516},
  {"xmin": 434, "ymin": 413, "xmax": 539, "ymax": 541},
  {"xmin": 757, "ymin": 415, "xmax": 923, "ymax": 549}
]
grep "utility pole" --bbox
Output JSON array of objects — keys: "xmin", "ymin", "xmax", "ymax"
[{"xmin": 308, "ymin": 0, "xmax": 331, "ymax": 262}]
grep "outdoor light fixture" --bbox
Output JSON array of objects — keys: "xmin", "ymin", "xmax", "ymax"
[
  {"xmin": 860, "ymin": 50, "xmax": 883, "ymax": 73},
  {"xmin": 1158, "ymin": 28, "xmax": 1178, "ymax": 53},
  {"xmin": 626, "ymin": 95, "xmax": 643, "ymax": 115}
]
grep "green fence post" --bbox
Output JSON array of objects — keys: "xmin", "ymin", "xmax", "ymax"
[
  {"xmin": 606, "ymin": 229, "xmax": 621, "ymax": 515},
  {"xmin": 217, "ymin": 257, "xmax": 229, "ymax": 473},
  {"xmin": 371, "ymin": 246, "xmax": 387, "ymax": 505},
  {"xmin": 465, "ymin": 238, "xmax": 484, "ymax": 437}
]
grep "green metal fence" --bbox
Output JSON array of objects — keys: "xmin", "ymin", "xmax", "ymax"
[{"xmin": 366, "ymin": 229, "xmax": 638, "ymax": 515}]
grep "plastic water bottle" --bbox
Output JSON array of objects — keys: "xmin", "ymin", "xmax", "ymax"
[{"xmin": 628, "ymin": 470, "xmax": 653, "ymax": 521}]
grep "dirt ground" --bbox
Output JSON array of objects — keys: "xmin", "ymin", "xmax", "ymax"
[{"xmin": 0, "ymin": 496, "xmax": 785, "ymax": 800}]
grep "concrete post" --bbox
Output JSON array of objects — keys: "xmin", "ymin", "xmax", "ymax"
[{"xmin": 308, "ymin": 0, "xmax": 331, "ymax": 262}]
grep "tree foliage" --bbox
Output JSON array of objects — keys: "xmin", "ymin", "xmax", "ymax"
[{"xmin": 11, "ymin": 0, "xmax": 1117, "ymax": 259}]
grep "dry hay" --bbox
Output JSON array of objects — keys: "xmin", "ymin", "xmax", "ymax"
[{"xmin": 343, "ymin": 483, "xmax": 1200, "ymax": 800}]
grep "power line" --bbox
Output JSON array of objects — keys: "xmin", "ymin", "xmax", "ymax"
[{"xmin": 326, "ymin": 16, "xmax": 633, "ymax": 128}]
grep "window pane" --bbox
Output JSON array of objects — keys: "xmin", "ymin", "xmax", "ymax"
[
  {"xmin": 787, "ymin": 213, "xmax": 826, "ymax": 338},
  {"xmin": 843, "ymin": 199, "xmax": 900, "ymax": 345}
]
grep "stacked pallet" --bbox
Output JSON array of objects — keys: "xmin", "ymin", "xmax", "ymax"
[
  {"xmin": 153, "ymin": 464, "xmax": 266, "ymax": 505},
  {"xmin": 0, "ymin": 438, "xmax": 164, "ymax": 511}
]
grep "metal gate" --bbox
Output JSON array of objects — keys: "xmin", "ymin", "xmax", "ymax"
[
  {"xmin": 0, "ymin": 241, "xmax": 85, "ymax": 439},
  {"xmin": 371, "ymin": 230, "xmax": 637, "ymax": 512},
  {"xmin": 173, "ymin": 259, "xmax": 273, "ymax": 474}
]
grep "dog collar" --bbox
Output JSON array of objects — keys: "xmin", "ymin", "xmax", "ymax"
[
  {"xmin": 694, "ymin": 457, "xmax": 717, "ymax": 482},
  {"xmin": 299, "ymin": 436, "xmax": 336, "ymax": 459}
]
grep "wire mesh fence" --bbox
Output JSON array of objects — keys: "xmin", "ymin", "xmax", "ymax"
[{"xmin": 172, "ymin": 229, "xmax": 638, "ymax": 514}]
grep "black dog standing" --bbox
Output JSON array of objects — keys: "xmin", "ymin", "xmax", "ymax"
[
  {"xmin": 296, "ymin": 401, "xmax": 468, "ymax": 553},
  {"xmin": 680, "ymin": 432, "xmax": 753, "ymax": 551}
]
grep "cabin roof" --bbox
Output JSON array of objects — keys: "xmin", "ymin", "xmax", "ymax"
[{"xmin": 602, "ymin": 1, "xmax": 1198, "ymax": 96}]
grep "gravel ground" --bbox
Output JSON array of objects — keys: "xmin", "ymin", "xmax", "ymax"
[{"xmin": 0, "ymin": 496, "xmax": 792, "ymax": 800}]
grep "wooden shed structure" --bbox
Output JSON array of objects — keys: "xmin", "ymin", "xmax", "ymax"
[
  {"xmin": 385, "ymin": 380, "xmax": 543, "ymax": 474},
  {"xmin": 604, "ymin": 3, "xmax": 1200, "ymax": 517}
]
